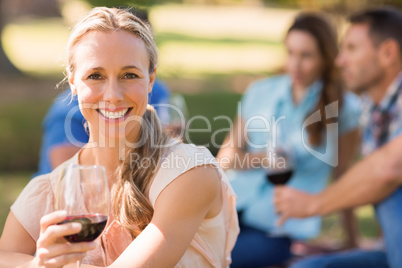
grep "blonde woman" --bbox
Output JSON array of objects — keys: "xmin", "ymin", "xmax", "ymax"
[{"xmin": 0, "ymin": 7, "xmax": 239, "ymax": 268}]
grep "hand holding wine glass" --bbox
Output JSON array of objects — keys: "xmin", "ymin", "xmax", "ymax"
[
  {"xmin": 55, "ymin": 163, "xmax": 110, "ymax": 267},
  {"xmin": 35, "ymin": 210, "xmax": 97, "ymax": 267}
]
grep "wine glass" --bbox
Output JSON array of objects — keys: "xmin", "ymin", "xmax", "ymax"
[
  {"xmin": 265, "ymin": 122, "xmax": 295, "ymax": 236},
  {"xmin": 265, "ymin": 145, "xmax": 295, "ymax": 186},
  {"xmin": 265, "ymin": 145, "xmax": 295, "ymax": 236},
  {"xmin": 55, "ymin": 163, "xmax": 110, "ymax": 268}
]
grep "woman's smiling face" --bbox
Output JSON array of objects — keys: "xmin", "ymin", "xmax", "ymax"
[{"xmin": 69, "ymin": 30, "xmax": 155, "ymax": 143}]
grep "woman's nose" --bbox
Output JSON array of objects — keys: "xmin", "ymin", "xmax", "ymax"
[
  {"xmin": 287, "ymin": 58, "xmax": 301, "ymax": 72},
  {"xmin": 103, "ymin": 80, "xmax": 124, "ymax": 103},
  {"xmin": 335, "ymin": 54, "xmax": 344, "ymax": 68}
]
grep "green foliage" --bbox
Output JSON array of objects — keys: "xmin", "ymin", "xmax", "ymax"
[
  {"xmin": 84, "ymin": 0, "xmax": 162, "ymax": 8},
  {"xmin": 0, "ymin": 101, "xmax": 50, "ymax": 172},
  {"xmin": 0, "ymin": 172, "xmax": 31, "ymax": 234},
  {"xmin": 182, "ymin": 92, "xmax": 242, "ymax": 156}
]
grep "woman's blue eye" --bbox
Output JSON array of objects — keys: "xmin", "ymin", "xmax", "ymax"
[
  {"xmin": 88, "ymin": 73, "xmax": 102, "ymax": 80},
  {"xmin": 124, "ymin": 73, "xmax": 138, "ymax": 79}
]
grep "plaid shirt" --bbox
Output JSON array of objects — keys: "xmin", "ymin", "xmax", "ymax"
[{"xmin": 361, "ymin": 72, "xmax": 402, "ymax": 156}]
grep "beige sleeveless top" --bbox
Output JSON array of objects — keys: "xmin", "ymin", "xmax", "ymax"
[{"xmin": 11, "ymin": 143, "xmax": 239, "ymax": 267}]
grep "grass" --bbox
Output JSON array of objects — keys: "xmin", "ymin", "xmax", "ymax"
[
  {"xmin": 1, "ymin": 4, "xmax": 291, "ymax": 78},
  {"xmin": 183, "ymin": 92, "xmax": 242, "ymax": 155},
  {"xmin": 0, "ymin": 100, "xmax": 51, "ymax": 171},
  {"xmin": 2, "ymin": 19, "xmax": 69, "ymax": 77},
  {"xmin": 155, "ymin": 31, "xmax": 282, "ymax": 46},
  {"xmin": 0, "ymin": 172, "xmax": 31, "ymax": 235}
]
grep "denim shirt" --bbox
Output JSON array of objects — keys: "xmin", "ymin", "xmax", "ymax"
[{"xmin": 228, "ymin": 74, "xmax": 362, "ymax": 240}]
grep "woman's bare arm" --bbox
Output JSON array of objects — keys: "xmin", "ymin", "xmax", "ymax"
[
  {"xmin": 109, "ymin": 165, "xmax": 222, "ymax": 268},
  {"xmin": 217, "ymin": 116, "xmax": 266, "ymax": 170},
  {"xmin": 0, "ymin": 211, "xmax": 36, "ymax": 267}
]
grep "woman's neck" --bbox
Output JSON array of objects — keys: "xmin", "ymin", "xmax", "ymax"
[
  {"xmin": 79, "ymin": 145, "xmax": 121, "ymax": 182},
  {"xmin": 80, "ymin": 132, "xmax": 140, "ymax": 185},
  {"xmin": 292, "ymin": 83, "xmax": 308, "ymax": 104}
]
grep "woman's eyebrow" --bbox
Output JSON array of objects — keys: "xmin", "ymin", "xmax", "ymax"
[
  {"xmin": 122, "ymin": 65, "xmax": 141, "ymax": 70},
  {"xmin": 89, "ymin": 66, "xmax": 104, "ymax": 71}
]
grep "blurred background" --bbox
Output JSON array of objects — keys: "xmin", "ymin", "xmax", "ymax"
[{"xmin": 0, "ymin": 0, "xmax": 401, "ymax": 249}]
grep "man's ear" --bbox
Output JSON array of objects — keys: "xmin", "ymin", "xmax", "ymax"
[
  {"xmin": 378, "ymin": 38, "xmax": 400, "ymax": 68},
  {"xmin": 148, "ymin": 67, "xmax": 157, "ymax": 94}
]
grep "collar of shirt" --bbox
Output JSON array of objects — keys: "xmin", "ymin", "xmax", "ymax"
[
  {"xmin": 379, "ymin": 71, "xmax": 402, "ymax": 110},
  {"xmin": 362, "ymin": 71, "xmax": 402, "ymax": 112},
  {"xmin": 277, "ymin": 75, "xmax": 323, "ymax": 113}
]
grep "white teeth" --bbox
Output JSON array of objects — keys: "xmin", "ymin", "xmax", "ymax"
[{"xmin": 99, "ymin": 108, "xmax": 129, "ymax": 119}]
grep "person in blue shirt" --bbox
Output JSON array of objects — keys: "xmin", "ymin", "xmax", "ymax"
[
  {"xmin": 35, "ymin": 80, "xmax": 170, "ymax": 177},
  {"xmin": 217, "ymin": 13, "xmax": 361, "ymax": 267}
]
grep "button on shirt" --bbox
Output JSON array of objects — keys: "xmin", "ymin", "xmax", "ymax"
[{"xmin": 228, "ymin": 74, "xmax": 362, "ymax": 240}]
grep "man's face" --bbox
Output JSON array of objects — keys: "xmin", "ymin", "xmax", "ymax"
[{"xmin": 336, "ymin": 23, "xmax": 384, "ymax": 93}]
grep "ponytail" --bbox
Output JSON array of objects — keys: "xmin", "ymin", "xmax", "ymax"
[{"xmin": 112, "ymin": 105, "xmax": 171, "ymax": 238}]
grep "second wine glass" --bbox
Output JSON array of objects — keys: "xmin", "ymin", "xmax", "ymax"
[{"xmin": 265, "ymin": 140, "xmax": 295, "ymax": 236}]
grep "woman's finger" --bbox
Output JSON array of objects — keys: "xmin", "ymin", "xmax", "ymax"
[
  {"xmin": 38, "ymin": 222, "xmax": 82, "ymax": 247},
  {"xmin": 37, "ymin": 241, "xmax": 96, "ymax": 262},
  {"xmin": 40, "ymin": 211, "xmax": 67, "ymax": 235},
  {"xmin": 39, "ymin": 252, "xmax": 86, "ymax": 268}
]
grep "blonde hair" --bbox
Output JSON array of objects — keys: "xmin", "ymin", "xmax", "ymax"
[
  {"xmin": 67, "ymin": 7, "xmax": 157, "ymax": 75},
  {"xmin": 67, "ymin": 7, "xmax": 170, "ymax": 238},
  {"xmin": 116, "ymin": 105, "xmax": 171, "ymax": 238}
]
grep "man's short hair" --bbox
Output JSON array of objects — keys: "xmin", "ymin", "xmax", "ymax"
[{"xmin": 349, "ymin": 7, "xmax": 402, "ymax": 53}]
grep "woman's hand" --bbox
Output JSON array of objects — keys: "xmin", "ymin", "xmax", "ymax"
[
  {"xmin": 273, "ymin": 186, "xmax": 319, "ymax": 226},
  {"xmin": 35, "ymin": 211, "xmax": 96, "ymax": 268}
]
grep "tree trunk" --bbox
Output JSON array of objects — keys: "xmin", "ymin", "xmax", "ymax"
[{"xmin": 0, "ymin": 0, "xmax": 20, "ymax": 74}]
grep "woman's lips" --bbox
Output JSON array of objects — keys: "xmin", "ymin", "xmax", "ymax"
[{"xmin": 97, "ymin": 107, "xmax": 132, "ymax": 121}]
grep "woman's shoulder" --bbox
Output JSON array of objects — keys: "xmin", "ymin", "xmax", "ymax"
[
  {"xmin": 148, "ymin": 142, "xmax": 220, "ymax": 206},
  {"xmin": 245, "ymin": 74, "xmax": 289, "ymax": 96},
  {"xmin": 241, "ymin": 74, "xmax": 290, "ymax": 110},
  {"xmin": 34, "ymin": 152, "xmax": 79, "ymax": 191},
  {"xmin": 342, "ymin": 91, "xmax": 362, "ymax": 114},
  {"xmin": 159, "ymin": 142, "xmax": 218, "ymax": 178}
]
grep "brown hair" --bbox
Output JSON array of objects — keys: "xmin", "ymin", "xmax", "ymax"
[
  {"xmin": 67, "ymin": 7, "xmax": 170, "ymax": 238},
  {"xmin": 288, "ymin": 13, "xmax": 343, "ymax": 146},
  {"xmin": 349, "ymin": 7, "xmax": 402, "ymax": 54}
]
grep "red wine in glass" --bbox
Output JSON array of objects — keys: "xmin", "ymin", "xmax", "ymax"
[
  {"xmin": 266, "ymin": 169, "xmax": 294, "ymax": 185},
  {"xmin": 60, "ymin": 214, "xmax": 108, "ymax": 243}
]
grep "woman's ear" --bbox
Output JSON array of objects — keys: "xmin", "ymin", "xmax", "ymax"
[
  {"xmin": 68, "ymin": 71, "xmax": 77, "ymax": 95},
  {"xmin": 148, "ymin": 68, "xmax": 157, "ymax": 94}
]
